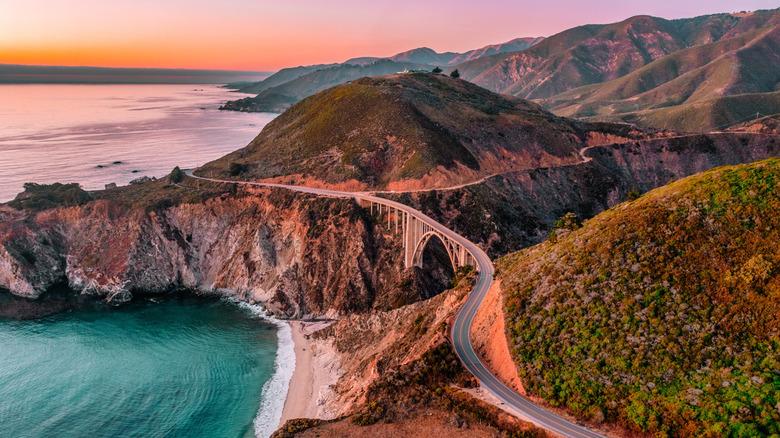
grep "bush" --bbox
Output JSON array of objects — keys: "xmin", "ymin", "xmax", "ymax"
[
  {"xmin": 229, "ymin": 162, "xmax": 245, "ymax": 176},
  {"xmin": 450, "ymin": 69, "xmax": 460, "ymax": 78},
  {"xmin": 8, "ymin": 182, "xmax": 91, "ymax": 211},
  {"xmin": 627, "ymin": 188, "xmax": 641, "ymax": 201},
  {"xmin": 553, "ymin": 212, "xmax": 581, "ymax": 231},
  {"xmin": 169, "ymin": 166, "xmax": 184, "ymax": 183},
  {"xmin": 432, "ymin": 66, "xmax": 443, "ymax": 74},
  {"xmin": 351, "ymin": 401, "xmax": 384, "ymax": 426}
]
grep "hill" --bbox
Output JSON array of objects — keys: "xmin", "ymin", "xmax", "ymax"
[
  {"xmin": 542, "ymin": 24, "xmax": 780, "ymax": 131},
  {"xmin": 221, "ymin": 37, "xmax": 543, "ymax": 113},
  {"xmin": 457, "ymin": 10, "xmax": 779, "ymax": 101},
  {"xmin": 226, "ymin": 64, "xmax": 339, "ymax": 94},
  {"xmin": 202, "ymin": 73, "xmax": 661, "ymax": 190},
  {"xmin": 497, "ymin": 159, "xmax": 780, "ymax": 436},
  {"xmin": 219, "ymin": 60, "xmax": 434, "ymax": 113},
  {"xmin": 729, "ymin": 114, "xmax": 780, "ymax": 134}
]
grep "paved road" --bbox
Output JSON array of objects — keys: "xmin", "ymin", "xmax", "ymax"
[{"xmin": 185, "ymin": 169, "xmax": 605, "ymax": 438}]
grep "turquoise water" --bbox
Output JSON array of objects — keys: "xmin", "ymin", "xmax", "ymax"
[{"xmin": 0, "ymin": 296, "xmax": 281, "ymax": 438}]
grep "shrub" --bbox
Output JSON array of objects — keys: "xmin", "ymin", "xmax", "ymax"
[
  {"xmin": 432, "ymin": 66, "xmax": 443, "ymax": 74},
  {"xmin": 169, "ymin": 166, "xmax": 184, "ymax": 183},
  {"xmin": 450, "ymin": 69, "xmax": 460, "ymax": 78},
  {"xmin": 351, "ymin": 401, "xmax": 384, "ymax": 426},
  {"xmin": 8, "ymin": 182, "xmax": 91, "ymax": 211},
  {"xmin": 553, "ymin": 212, "xmax": 582, "ymax": 231},
  {"xmin": 229, "ymin": 162, "xmax": 245, "ymax": 176},
  {"xmin": 627, "ymin": 189, "xmax": 641, "ymax": 201}
]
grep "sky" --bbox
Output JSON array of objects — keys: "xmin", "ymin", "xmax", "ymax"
[{"xmin": 1, "ymin": 0, "xmax": 777, "ymax": 71}]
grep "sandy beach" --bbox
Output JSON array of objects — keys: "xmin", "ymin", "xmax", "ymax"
[{"xmin": 279, "ymin": 320, "xmax": 339, "ymax": 425}]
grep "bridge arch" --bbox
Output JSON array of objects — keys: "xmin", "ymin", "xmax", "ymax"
[{"xmin": 411, "ymin": 231, "xmax": 460, "ymax": 272}]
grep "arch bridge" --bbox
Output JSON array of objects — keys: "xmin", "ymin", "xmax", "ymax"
[{"xmin": 355, "ymin": 196, "xmax": 477, "ymax": 271}]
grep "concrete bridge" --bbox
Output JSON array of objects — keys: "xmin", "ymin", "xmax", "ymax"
[
  {"xmin": 184, "ymin": 169, "xmax": 605, "ymax": 438},
  {"xmin": 359, "ymin": 197, "xmax": 477, "ymax": 271}
]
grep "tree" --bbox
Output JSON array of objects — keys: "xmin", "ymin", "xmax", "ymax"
[
  {"xmin": 432, "ymin": 66, "xmax": 443, "ymax": 74},
  {"xmin": 450, "ymin": 69, "xmax": 460, "ymax": 78},
  {"xmin": 229, "ymin": 162, "xmax": 245, "ymax": 176},
  {"xmin": 169, "ymin": 166, "xmax": 184, "ymax": 183}
]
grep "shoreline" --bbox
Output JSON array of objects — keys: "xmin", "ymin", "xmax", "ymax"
[{"xmin": 279, "ymin": 320, "xmax": 336, "ymax": 426}]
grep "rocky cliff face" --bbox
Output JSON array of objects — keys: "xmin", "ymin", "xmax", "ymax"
[
  {"xmin": 0, "ymin": 187, "xmax": 444, "ymax": 318},
  {"xmin": 387, "ymin": 132, "xmax": 780, "ymax": 257}
]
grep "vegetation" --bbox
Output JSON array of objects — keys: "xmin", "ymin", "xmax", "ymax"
[
  {"xmin": 228, "ymin": 162, "xmax": 245, "ymax": 176},
  {"xmin": 499, "ymin": 158, "xmax": 780, "ymax": 437},
  {"xmin": 627, "ymin": 189, "xmax": 641, "ymax": 201},
  {"xmin": 169, "ymin": 166, "xmax": 184, "ymax": 183},
  {"xmin": 271, "ymin": 418, "xmax": 324, "ymax": 438},
  {"xmin": 202, "ymin": 73, "xmax": 592, "ymax": 189},
  {"xmin": 432, "ymin": 66, "xmax": 443, "ymax": 74},
  {"xmin": 450, "ymin": 69, "xmax": 460, "ymax": 78},
  {"xmin": 360, "ymin": 342, "xmax": 545, "ymax": 437},
  {"xmin": 8, "ymin": 182, "xmax": 91, "ymax": 211}
]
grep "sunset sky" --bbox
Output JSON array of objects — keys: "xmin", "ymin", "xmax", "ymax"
[{"xmin": 1, "ymin": 0, "xmax": 777, "ymax": 71}]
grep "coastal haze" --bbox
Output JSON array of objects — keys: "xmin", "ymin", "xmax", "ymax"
[{"xmin": 0, "ymin": 84, "xmax": 276, "ymax": 202}]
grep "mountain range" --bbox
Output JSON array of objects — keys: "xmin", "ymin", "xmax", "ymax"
[
  {"xmin": 221, "ymin": 37, "xmax": 543, "ymax": 113},
  {"xmin": 224, "ymin": 8, "xmax": 780, "ymax": 132}
]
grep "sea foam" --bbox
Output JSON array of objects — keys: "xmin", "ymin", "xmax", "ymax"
[{"xmin": 232, "ymin": 300, "xmax": 295, "ymax": 438}]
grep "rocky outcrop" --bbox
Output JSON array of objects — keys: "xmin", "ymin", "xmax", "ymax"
[{"xmin": 0, "ymin": 187, "xmax": 443, "ymax": 318}]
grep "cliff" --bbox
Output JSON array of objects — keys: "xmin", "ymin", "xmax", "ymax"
[
  {"xmin": 274, "ymin": 275, "xmax": 546, "ymax": 437},
  {"xmin": 0, "ymin": 184, "xmax": 448, "ymax": 318},
  {"xmin": 383, "ymin": 131, "xmax": 780, "ymax": 258}
]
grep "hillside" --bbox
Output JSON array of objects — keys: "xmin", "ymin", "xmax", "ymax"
[
  {"xmin": 457, "ymin": 10, "xmax": 779, "ymax": 101},
  {"xmin": 542, "ymin": 25, "xmax": 780, "ymax": 131},
  {"xmin": 497, "ymin": 159, "xmax": 780, "ymax": 436},
  {"xmin": 729, "ymin": 114, "xmax": 780, "ymax": 134},
  {"xmin": 220, "ymin": 60, "xmax": 433, "ymax": 113},
  {"xmin": 227, "ymin": 64, "xmax": 339, "ymax": 94},
  {"xmin": 203, "ymin": 73, "xmax": 664, "ymax": 190},
  {"xmin": 221, "ymin": 37, "xmax": 543, "ymax": 113}
]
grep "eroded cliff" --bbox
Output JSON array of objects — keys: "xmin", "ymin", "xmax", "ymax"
[{"xmin": 0, "ymin": 185, "xmax": 446, "ymax": 318}]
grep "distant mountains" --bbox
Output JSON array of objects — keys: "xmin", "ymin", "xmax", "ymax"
[
  {"xmin": 0, "ymin": 64, "xmax": 271, "ymax": 84},
  {"xmin": 457, "ymin": 9, "xmax": 780, "ymax": 131},
  {"xmin": 225, "ymin": 8, "xmax": 780, "ymax": 132},
  {"xmin": 221, "ymin": 37, "xmax": 544, "ymax": 113}
]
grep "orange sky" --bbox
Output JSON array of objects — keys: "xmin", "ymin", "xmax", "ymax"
[{"xmin": 1, "ymin": 0, "xmax": 777, "ymax": 71}]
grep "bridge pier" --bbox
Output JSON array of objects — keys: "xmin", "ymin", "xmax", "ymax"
[{"xmin": 359, "ymin": 197, "xmax": 475, "ymax": 271}]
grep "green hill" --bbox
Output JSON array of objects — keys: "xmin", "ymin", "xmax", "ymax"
[
  {"xmin": 498, "ymin": 159, "xmax": 780, "ymax": 436},
  {"xmin": 202, "ymin": 73, "xmax": 646, "ymax": 189}
]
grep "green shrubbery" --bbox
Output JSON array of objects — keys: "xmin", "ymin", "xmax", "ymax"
[
  {"xmin": 500, "ymin": 158, "xmax": 780, "ymax": 437},
  {"xmin": 8, "ymin": 182, "xmax": 91, "ymax": 211},
  {"xmin": 169, "ymin": 166, "xmax": 184, "ymax": 183}
]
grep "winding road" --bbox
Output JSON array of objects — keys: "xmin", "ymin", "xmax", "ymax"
[{"xmin": 184, "ymin": 169, "xmax": 605, "ymax": 438}]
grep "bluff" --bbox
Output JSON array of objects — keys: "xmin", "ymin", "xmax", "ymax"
[
  {"xmin": 0, "ymin": 182, "xmax": 449, "ymax": 318},
  {"xmin": 497, "ymin": 159, "xmax": 780, "ymax": 436}
]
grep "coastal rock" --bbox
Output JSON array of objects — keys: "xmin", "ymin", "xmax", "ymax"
[{"xmin": 0, "ymin": 188, "xmax": 444, "ymax": 318}]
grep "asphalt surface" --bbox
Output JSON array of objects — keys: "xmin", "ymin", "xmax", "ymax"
[{"xmin": 185, "ymin": 169, "xmax": 606, "ymax": 438}]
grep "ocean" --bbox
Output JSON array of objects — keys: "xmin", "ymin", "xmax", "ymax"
[
  {"xmin": 0, "ymin": 84, "xmax": 277, "ymax": 202},
  {"xmin": 0, "ymin": 295, "xmax": 289, "ymax": 438},
  {"xmin": 0, "ymin": 84, "xmax": 290, "ymax": 437}
]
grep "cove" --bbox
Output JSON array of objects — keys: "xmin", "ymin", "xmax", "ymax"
[{"xmin": 0, "ymin": 294, "xmax": 279, "ymax": 438}]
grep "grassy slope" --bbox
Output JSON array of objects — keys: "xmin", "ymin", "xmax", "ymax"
[
  {"xmin": 498, "ymin": 159, "xmax": 780, "ymax": 436},
  {"xmin": 544, "ymin": 25, "xmax": 780, "ymax": 131},
  {"xmin": 204, "ymin": 73, "xmax": 616, "ymax": 189},
  {"xmin": 458, "ymin": 12, "xmax": 756, "ymax": 99}
]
